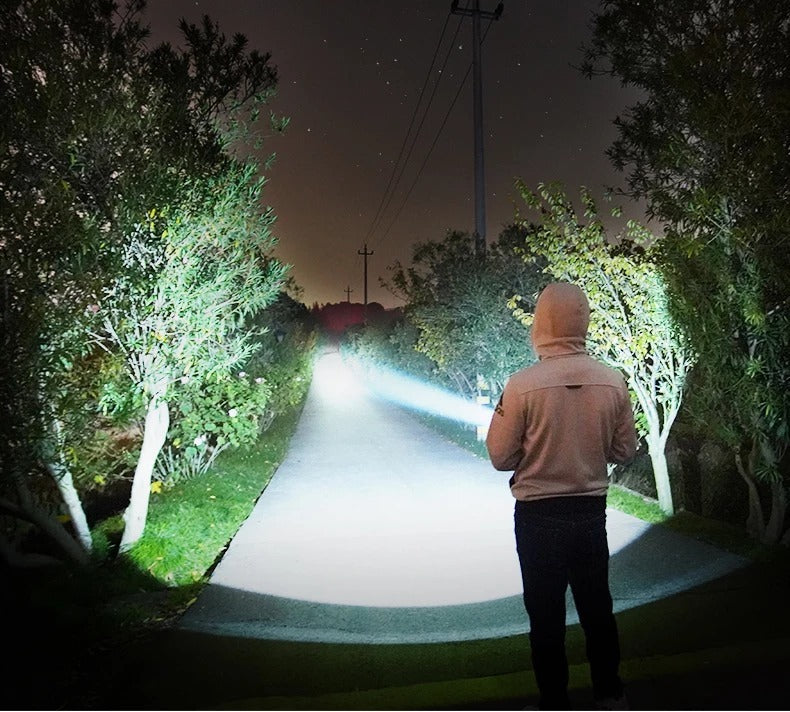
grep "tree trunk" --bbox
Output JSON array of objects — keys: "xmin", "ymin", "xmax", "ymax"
[
  {"xmin": 764, "ymin": 481, "xmax": 787, "ymax": 546},
  {"xmin": 647, "ymin": 436, "xmax": 674, "ymax": 515},
  {"xmin": 735, "ymin": 449, "xmax": 766, "ymax": 541},
  {"xmin": 45, "ymin": 461, "xmax": 92, "ymax": 553},
  {"xmin": 120, "ymin": 392, "xmax": 169, "ymax": 553},
  {"xmin": 12, "ymin": 475, "xmax": 90, "ymax": 566}
]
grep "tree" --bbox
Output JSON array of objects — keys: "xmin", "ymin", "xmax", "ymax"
[
  {"xmin": 0, "ymin": 0, "xmax": 284, "ymax": 562},
  {"xmin": 385, "ymin": 228, "xmax": 540, "ymax": 399},
  {"xmin": 1, "ymin": 0, "xmax": 161, "ymax": 565},
  {"xmin": 101, "ymin": 163, "xmax": 286, "ymax": 552},
  {"xmin": 583, "ymin": 0, "xmax": 790, "ymax": 542},
  {"xmin": 512, "ymin": 182, "xmax": 695, "ymax": 515}
]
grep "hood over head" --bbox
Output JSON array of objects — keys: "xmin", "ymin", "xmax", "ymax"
[{"xmin": 531, "ymin": 282, "xmax": 589, "ymax": 359}]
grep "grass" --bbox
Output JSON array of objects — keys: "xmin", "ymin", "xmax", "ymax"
[
  {"xmin": 605, "ymin": 483, "xmax": 667, "ymax": 523},
  {"xmin": 4, "ymin": 400, "xmax": 306, "ymax": 710},
  {"xmin": 127, "ymin": 405, "xmax": 304, "ymax": 588}
]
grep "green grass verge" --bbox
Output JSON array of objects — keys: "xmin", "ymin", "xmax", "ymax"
[
  {"xmin": 605, "ymin": 483, "xmax": 667, "ymax": 523},
  {"xmin": 16, "ymin": 403, "xmax": 304, "ymax": 632},
  {"xmin": 126, "ymin": 402, "xmax": 304, "ymax": 588}
]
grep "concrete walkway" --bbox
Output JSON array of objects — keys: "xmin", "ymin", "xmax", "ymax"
[{"xmin": 178, "ymin": 351, "xmax": 747, "ymax": 646}]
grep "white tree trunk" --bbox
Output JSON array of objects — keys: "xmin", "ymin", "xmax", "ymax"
[
  {"xmin": 629, "ymin": 377, "xmax": 676, "ymax": 516},
  {"xmin": 647, "ymin": 436, "xmax": 674, "ymax": 516},
  {"xmin": 120, "ymin": 391, "xmax": 169, "ymax": 553},
  {"xmin": 45, "ymin": 461, "xmax": 92, "ymax": 553},
  {"xmin": 11, "ymin": 475, "xmax": 90, "ymax": 566}
]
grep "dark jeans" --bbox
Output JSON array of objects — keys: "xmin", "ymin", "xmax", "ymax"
[{"xmin": 514, "ymin": 496, "xmax": 622, "ymax": 709}]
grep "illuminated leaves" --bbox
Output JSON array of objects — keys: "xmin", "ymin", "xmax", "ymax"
[
  {"xmin": 385, "ymin": 229, "xmax": 542, "ymax": 398},
  {"xmin": 514, "ymin": 181, "xmax": 696, "ymax": 514},
  {"xmin": 584, "ymin": 0, "xmax": 790, "ymax": 498}
]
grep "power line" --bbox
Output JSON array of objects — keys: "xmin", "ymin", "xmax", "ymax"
[
  {"xmin": 345, "ymin": 5, "xmax": 498, "ymax": 301},
  {"xmin": 347, "ymin": 7, "xmax": 460, "ymax": 297},
  {"xmin": 375, "ymin": 16, "xmax": 499, "ymax": 247},
  {"xmin": 363, "ymin": 12, "xmax": 462, "ymax": 245},
  {"xmin": 452, "ymin": 0, "xmax": 504, "ymax": 256}
]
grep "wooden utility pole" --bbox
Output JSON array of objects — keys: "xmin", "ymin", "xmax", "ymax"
[
  {"xmin": 451, "ymin": 0, "xmax": 503, "ymax": 258},
  {"xmin": 357, "ymin": 243, "xmax": 374, "ymax": 306},
  {"xmin": 344, "ymin": 285, "xmax": 354, "ymax": 302}
]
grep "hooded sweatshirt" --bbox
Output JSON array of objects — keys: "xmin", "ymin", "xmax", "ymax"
[{"xmin": 486, "ymin": 282, "xmax": 637, "ymax": 501}]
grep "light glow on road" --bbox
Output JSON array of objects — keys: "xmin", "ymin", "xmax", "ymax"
[
  {"xmin": 185, "ymin": 351, "xmax": 750, "ymax": 642},
  {"xmin": 312, "ymin": 351, "xmax": 366, "ymax": 404}
]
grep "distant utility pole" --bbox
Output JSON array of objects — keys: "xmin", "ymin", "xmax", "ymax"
[
  {"xmin": 344, "ymin": 285, "xmax": 354, "ymax": 303},
  {"xmin": 357, "ymin": 243, "xmax": 374, "ymax": 306},
  {"xmin": 451, "ymin": 0, "xmax": 503, "ymax": 258}
]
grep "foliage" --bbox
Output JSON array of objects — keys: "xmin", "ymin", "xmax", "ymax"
[
  {"xmin": 243, "ymin": 291, "xmax": 317, "ymax": 427},
  {"xmin": 102, "ymin": 160, "xmax": 286, "ymax": 404},
  {"xmin": 512, "ymin": 181, "xmax": 695, "ymax": 514},
  {"xmin": 341, "ymin": 318, "xmax": 437, "ymax": 384},
  {"xmin": 0, "ymin": 0, "xmax": 161, "ymax": 561},
  {"xmin": 581, "ymin": 0, "xmax": 790, "ymax": 284},
  {"xmin": 158, "ymin": 372, "xmax": 272, "ymax": 486},
  {"xmin": 0, "ymin": 0, "xmax": 289, "ymax": 561},
  {"xmin": 385, "ymin": 228, "xmax": 540, "ymax": 399},
  {"xmin": 583, "ymin": 0, "xmax": 790, "ymax": 541}
]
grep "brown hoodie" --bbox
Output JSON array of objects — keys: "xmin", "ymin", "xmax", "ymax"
[{"xmin": 486, "ymin": 282, "xmax": 637, "ymax": 501}]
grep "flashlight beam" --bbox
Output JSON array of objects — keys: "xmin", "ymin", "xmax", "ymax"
[{"xmin": 351, "ymin": 360, "xmax": 494, "ymax": 428}]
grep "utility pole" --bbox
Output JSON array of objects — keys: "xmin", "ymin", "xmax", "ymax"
[
  {"xmin": 344, "ymin": 285, "xmax": 353, "ymax": 303},
  {"xmin": 451, "ymin": 0, "xmax": 503, "ymax": 258},
  {"xmin": 357, "ymin": 243, "xmax": 374, "ymax": 306}
]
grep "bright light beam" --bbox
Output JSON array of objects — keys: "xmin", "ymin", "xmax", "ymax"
[
  {"xmin": 349, "ymin": 358, "xmax": 495, "ymax": 428},
  {"xmin": 312, "ymin": 351, "xmax": 366, "ymax": 404}
]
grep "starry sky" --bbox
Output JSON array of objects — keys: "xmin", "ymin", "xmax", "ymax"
[{"xmin": 143, "ymin": 0, "xmax": 642, "ymax": 308}]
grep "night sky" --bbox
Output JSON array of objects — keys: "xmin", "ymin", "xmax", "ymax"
[{"xmin": 143, "ymin": 1, "xmax": 641, "ymax": 308}]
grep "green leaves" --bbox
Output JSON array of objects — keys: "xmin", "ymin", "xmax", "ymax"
[
  {"xmin": 514, "ymin": 181, "xmax": 694, "ymax": 513},
  {"xmin": 383, "ymin": 228, "xmax": 541, "ymax": 398},
  {"xmin": 584, "ymin": 0, "xmax": 790, "ymax": 492}
]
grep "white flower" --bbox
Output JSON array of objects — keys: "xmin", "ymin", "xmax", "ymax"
[
  {"xmin": 228, "ymin": 408, "xmax": 238, "ymax": 417},
  {"xmin": 180, "ymin": 375, "xmax": 189, "ymax": 384},
  {"xmin": 255, "ymin": 377, "xmax": 264, "ymax": 384},
  {"xmin": 238, "ymin": 371, "xmax": 247, "ymax": 378},
  {"xmin": 194, "ymin": 435, "xmax": 206, "ymax": 446}
]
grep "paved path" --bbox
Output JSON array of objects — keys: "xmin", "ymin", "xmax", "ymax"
[{"xmin": 179, "ymin": 351, "xmax": 747, "ymax": 645}]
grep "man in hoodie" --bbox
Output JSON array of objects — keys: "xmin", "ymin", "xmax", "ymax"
[{"xmin": 486, "ymin": 282, "xmax": 637, "ymax": 710}]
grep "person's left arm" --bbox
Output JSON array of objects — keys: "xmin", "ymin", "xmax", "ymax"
[{"xmin": 486, "ymin": 378, "xmax": 525, "ymax": 471}]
